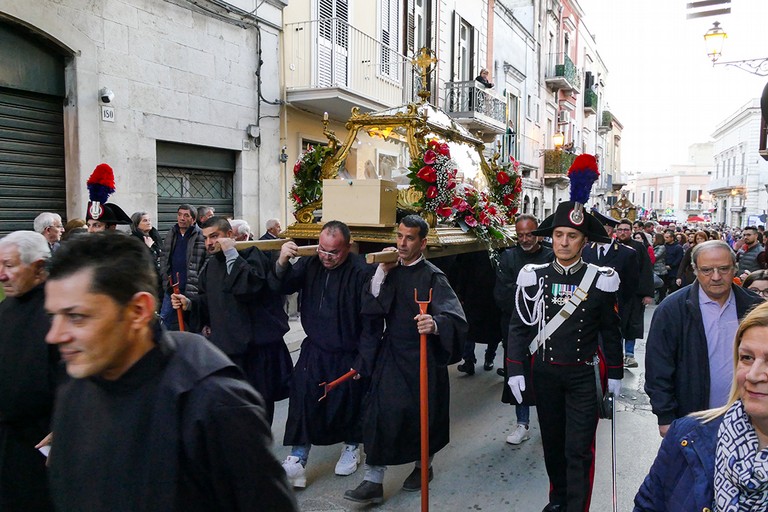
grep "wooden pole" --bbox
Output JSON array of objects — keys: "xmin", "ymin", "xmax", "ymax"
[
  {"xmin": 234, "ymin": 238, "xmax": 290, "ymax": 251},
  {"xmin": 414, "ymin": 288, "xmax": 433, "ymax": 512},
  {"xmin": 365, "ymin": 250, "xmax": 399, "ymax": 264},
  {"xmin": 169, "ymin": 273, "xmax": 185, "ymax": 332}
]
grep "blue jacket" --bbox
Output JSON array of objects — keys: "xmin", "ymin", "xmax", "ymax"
[
  {"xmin": 645, "ymin": 282, "xmax": 762, "ymax": 425},
  {"xmin": 634, "ymin": 415, "xmax": 721, "ymax": 511}
]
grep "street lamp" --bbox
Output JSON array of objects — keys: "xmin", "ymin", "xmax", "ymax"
[
  {"xmin": 553, "ymin": 132, "xmax": 565, "ymax": 149},
  {"xmin": 704, "ymin": 21, "xmax": 726, "ymax": 63},
  {"xmin": 703, "ymin": 21, "xmax": 768, "ymax": 75}
]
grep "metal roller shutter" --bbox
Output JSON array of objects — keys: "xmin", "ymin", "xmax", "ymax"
[{"xmin": 0, "ymin": 87, "xmax": 65, "ymax": 236}]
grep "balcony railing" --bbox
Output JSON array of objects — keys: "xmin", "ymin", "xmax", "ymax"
[
  {"xmin": 443, "ymin": 81, "xmax": 506, "ymax": 131},
  {"xmin": 584, "ymin": 89, "xmax": 597, "ymax": 114},
  {"xmin": 545, "ymin": 53, "xmax": 581, "ymax": 92},
  {"xmin": 284, "ymin": 18, "xmax": 413, "ymax": 109},
  {"xmin": 684, "ymin": 202, "xmax": 704, "ymax": 210},
  {"xmin": 543, "ymin": 149, "xmax": 576, "ymax": 176}
]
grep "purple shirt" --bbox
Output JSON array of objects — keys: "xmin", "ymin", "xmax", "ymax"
[{"xmin": 698, "ymin": 286, "xmax": 738, "ymax": 409}]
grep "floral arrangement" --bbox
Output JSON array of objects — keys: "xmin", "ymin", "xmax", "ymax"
[
  {"xmin": 290, "ymin": 144, "xmax": 334, "ymax": 211},
  {"xmin": 406, "ymin": 139, "xmax": 458, "ymax": 219},
  {"xmin": 451, "ymin": 184, "xmax": 511, "ymax": 247},
  {"xmin": 488, "ymin": 155, "xmax": 523, "ymax": 222}
]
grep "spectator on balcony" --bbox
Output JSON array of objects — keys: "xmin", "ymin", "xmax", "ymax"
[{"xmin": 475, "ymin": 69, "xmax": 493, "ymax": 89}]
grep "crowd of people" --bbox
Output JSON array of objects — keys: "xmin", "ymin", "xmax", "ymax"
[{"xmin": 2, "ymin": 161, "xmax": 768, "ymax": 511}]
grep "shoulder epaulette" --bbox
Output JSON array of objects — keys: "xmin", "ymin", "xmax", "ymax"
[
  {"xmin": 592, "ymin": 265, "xmax": 620, "ymax": 292},
  {"xmin": 517, "ymin": 263, "xmax": 550, "ymax": 288}
]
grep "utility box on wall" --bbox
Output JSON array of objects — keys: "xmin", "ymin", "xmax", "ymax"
[{"xmin": 322, "ymin": 179, "xmax": 398, "ymax": 226}]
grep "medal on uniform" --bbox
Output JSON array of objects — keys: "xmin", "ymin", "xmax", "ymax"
[{"xmin": 551, "ymin": 283, "xmax": 577, "ymax": 305}]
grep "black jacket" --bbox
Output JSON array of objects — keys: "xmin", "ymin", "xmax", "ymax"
[{"xmin": 644, "ymin": 282, "xmax": 762, "ymax": 425}]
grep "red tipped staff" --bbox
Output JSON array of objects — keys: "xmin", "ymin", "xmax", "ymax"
[
  {"xmin": 415, "ymin": 287, "xmax": 433, "ymax": 512},
  {"xmin": 168, "ymin": 273, "xmax": 185, "ymax": 332},
  {"xmin": 318, "ymin": 369, "xmax": 358, "ymax": 402}
]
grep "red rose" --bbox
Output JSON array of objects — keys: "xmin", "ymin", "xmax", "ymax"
[
  {"xmin": 438, "ymin": 143, "xmax": 450, "ymax": 156},
  {"xmin": 447, "ymin": 179, "xmax": 456, "ymax": 189},
  {"xmin": 496, "ymin": 171, "xmax": 510, "ymax": 185},
  {"xmin": 502, "ymin": 194, "xmax": 513, "ymax": 206},
  {"xmin": 416, "ymin": 166, "xmax": 437, "ymax": 183},
  {"xmin": 293, "ymin": 161, "xmax": 301, "ymax": 174},
  {"xmin": 479, "ymin": 212, "xmax": 491, "ymax": 226},
  {"xmin": 436, "ymin": 205, "xmax": 453, "ymax": 218},
  {"xmin": 426, "ymin": 186, "xmax": 438, "ymax": 199},
  {"xmin": 488, "ymin": 205, "xmax": 498, "ymax": 215},
  {"xmin": 423, "ymin": 150, "xmax": 437, "ymax": 165},
  {"xmin": 464, "ymin": 214, "xmax": 478, "ymax": 227},
  {"xmin": 428, "ymin": 139, "xmax": 440, "ymax": 150}
]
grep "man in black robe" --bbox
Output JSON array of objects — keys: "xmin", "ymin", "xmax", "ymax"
[
  {"xmin": 0, "ymin": 231, "xmax": 60, "ymax": 512},
  {"xmin": 344, "ymin": 215, "xmax": 467, "ymax": 505},
  {"xmin": 271, "ymin": 220, "xmax": 375, "ymax": 488},
  {"xmin": 171, "ymin": 217, "xmax": 292, "ymax": 424},
  {"xmin": 43, "ymin": 232, "xmax": 297, "ymax": 511}
]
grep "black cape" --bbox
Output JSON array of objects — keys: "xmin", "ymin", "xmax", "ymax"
[
  {"xmin": 49, "ymin": 329, "xmax": 297, "ymax": 512},
  {"xmin": 447, "ymin": 251, "xmax": 502, "ymax": 345},
  {"xmin": 190, "ymin": 247, "xmax": 292, "ymax": 402},
  {"xmin": 0, "ymin": 285, "xmax": 61, "ymax": 511},
  {"xmin": 356, "ymin": 260, "xmax": 467, "ymax": 465},
  {"xmin": 275, "ymin": 254, "xmax": 376, "ymax": 446}
]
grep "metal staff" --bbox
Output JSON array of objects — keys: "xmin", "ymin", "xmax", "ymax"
[
  {"xmin": 169, "ymin": 273, "xmax": 185, "ymax": 332},
  {"xmin": 318, "ymin": 369, "xmax": 358, "ymax": 402},
  {"xmin": 415, "ymin": 288, "xmax": 433, "ymax": 512}
]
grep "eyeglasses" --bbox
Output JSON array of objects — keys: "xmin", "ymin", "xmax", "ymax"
[
  {"xmin": 747, "ymin": 287, "xmax": 768, "ymax": 297},
  {"xmin": 696, "ymin": 265, "xmax": 734, "ymax": 276},
  {"xmin": 316, "ymin": 247, "xmax": 341, "ymax": 258},
  {"xmin": 615, "ymin": 227, "xmax": 631, "ymax": 232}
]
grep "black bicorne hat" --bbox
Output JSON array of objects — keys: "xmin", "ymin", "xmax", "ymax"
[
  {"xmin": 531, "ymin": 201, "xmax": 611, "ymax": 243},
  {"xmin": 590, "ymin": 207, "xmax": 620, "ymax": 228}
]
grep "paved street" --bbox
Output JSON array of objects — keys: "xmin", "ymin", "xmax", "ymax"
[{"xmin": 272, "ymin": 306, "xmax": 661, "ymax": 511}]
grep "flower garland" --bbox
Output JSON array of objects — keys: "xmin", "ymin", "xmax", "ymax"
[
  {"xmin": 489, "ymin": 155, "xmax": 523, "ymax": 222},
  {"xmin": 290, "ymin": 144, "xmax": 334, "ymax": 211},
  {"xmin": 451, "ymin": 184, "xmax": 510, "ymax": 244},
  {"xmin": 406, "ymin": 139, "xmax": 458, "ymax": 219}
]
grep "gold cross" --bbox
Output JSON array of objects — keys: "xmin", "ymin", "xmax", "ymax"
[{"xmin": 412, "ymin": 47, "xmax": 436, "ymax": 103}]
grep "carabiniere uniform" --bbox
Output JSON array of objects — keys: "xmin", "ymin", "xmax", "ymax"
[{"xmin": 505, "ymin": 153, "xmax": 624, "ymax": 512}]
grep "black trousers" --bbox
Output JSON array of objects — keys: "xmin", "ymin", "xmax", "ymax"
[{"xmin": 533, "ymin": 358, "xmax": 599, "ymax": 512}]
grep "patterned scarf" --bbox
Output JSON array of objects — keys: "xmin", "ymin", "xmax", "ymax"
[{"xmin": 714, "ymin": 400, "xmax": 768, "ymax": 511}]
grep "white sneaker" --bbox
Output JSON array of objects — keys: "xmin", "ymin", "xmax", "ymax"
[
  {"xmin": 506, "ymin": 424, "xmax": 531, "ymax": 445},
  {"xmin": 334, "ymin": 445, "xmax": 360, "ymax": 476},
  {"xmin": 282, "ymin": 456, "xmax": 307, "ymax": 488}
]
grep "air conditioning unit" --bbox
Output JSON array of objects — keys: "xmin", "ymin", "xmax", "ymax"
[{"xmin": 558, "ymin": 110, "xmax": 569, "ymax": 124}]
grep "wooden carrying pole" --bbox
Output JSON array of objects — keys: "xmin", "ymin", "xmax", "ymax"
[
  {"xmin": 414, "ymin": 288, "xmax": 433, "ymax": 512},
  {"xmin": 233, "ymin": 239, "xmax": 319, "ymax": 257},
  {"xmin": 365, "ymin": 250, "xmax": 399, "ymax": 264}
]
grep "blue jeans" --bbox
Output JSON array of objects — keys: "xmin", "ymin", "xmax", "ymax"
[
  {"xmin": 516, "ymin": 405, "xmax": 530, "ymax": 426},
  {"xmin": 624, "ymin": 339, "xmax": 636, "ymax": 358},
  {"xmin": 160, "ymin": 293, "xmax": 179, "ymax": 330}
]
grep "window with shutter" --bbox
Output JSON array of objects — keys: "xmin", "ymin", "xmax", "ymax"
[
  {"xmin": 379, "ymin": 0, "xmax": 401, "ymax": 81},
  {"xmin": 317, "ymin": 0, "xmax": 349, "ymax": 87}
]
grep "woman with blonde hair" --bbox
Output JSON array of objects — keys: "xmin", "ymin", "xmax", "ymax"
[{"xmin": 634, "ymin": 301, "xmax": 768, "ymax": 511}]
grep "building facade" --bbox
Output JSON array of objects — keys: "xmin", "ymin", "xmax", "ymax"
[
  {"xmin": 709, "ymin": 99, "xmax": 768, "ymax": 228},
  {"xmin": 0, "ymin": 0, "xmax": 286, "ymax": 235}
]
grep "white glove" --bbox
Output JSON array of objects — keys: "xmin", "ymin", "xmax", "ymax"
[
  {"xmin": 507, "ymin": 376, "xmax": 526, "ymax": 403},
  {"xmin": 608, "ymin": 378, "xmax": 621, "ymax": 396}
]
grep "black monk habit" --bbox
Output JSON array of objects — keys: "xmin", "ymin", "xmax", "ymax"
[
  {"xmin": 356, "ymin": 259, "xmax": 467, "ymax": 465},
  {"xmin": 274, "ymin": 253, "xmax": 375, "ymax": 446},
  {"xmin": 0, "ymin": 284, "xmax": 60, "ymax": 512},
  {"xmin": 48, "ymin": 329, "xmax": 297, "ymax": 512},
  {"xmin": 189, "ymin": 247, "xmax": 292, "ymax": 415}
]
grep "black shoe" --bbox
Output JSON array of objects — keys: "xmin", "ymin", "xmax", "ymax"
[
  {"xmin": 496, "ymin": 367, "xmax": 505, "ymax": 377},
  {"xmin": 344, "ymin": 480, "xmax": 383, "ymax": 504},
  {"xmin": 457, "ymin": 360, "xmax": 475, "ymax": 375},
  {"xmin": 402, "ymin": 466, "xmax": 433, "ymax": 492},
  {"xmin": 542, "ymin": 504, "xmax": 566, "ymax": 512},
  {"xmin": 483, "ymin": 359, "xmax": 494, "ymax": 371}
]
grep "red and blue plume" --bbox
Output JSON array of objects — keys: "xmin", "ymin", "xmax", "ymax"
[
  {"xmin": 87, "ymin": 163, "xmax": 116, "ymax": 204},
  {"xmin": 568, "ymin": 154, "xmax": 599, "ymax": 204}
]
